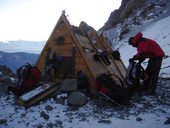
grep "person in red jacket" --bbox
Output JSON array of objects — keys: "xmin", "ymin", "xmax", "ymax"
[{"xmin": 128, "ymin": 32, "xmax": 165, "ymax": 95}]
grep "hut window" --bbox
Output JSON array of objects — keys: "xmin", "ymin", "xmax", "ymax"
[{"xmin": 56, "ymin": 36, "xmax": 65, "ymax": 45}]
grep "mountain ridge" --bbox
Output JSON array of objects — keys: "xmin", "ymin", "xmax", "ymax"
[
  {"xmin": 101, "ymin": 0, "xmax": 168, "ymax": 32},
  {"xmin": 0, "ymin": 51, "xmax": 39, "ymax": 73}
]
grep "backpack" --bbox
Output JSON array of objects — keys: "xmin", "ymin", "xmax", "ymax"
[
  {"xmin": 96, "ymin": 74, "xmax": 129, "ymax": 105},
  {"xmin": 17, "ymin": 63, "xmax": 41, "ymax": 91},
  {"xmin": 126, "ymin": 61, "xmax": 144, "ymax": 86},
  {"xmin": 76, "ymin": 71, "xmax": 89, "ymax": 90}
]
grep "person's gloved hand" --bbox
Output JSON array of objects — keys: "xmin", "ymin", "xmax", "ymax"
[{"xmin": 129, "ymin": 58, "xmax": 134, "ymax": 63}]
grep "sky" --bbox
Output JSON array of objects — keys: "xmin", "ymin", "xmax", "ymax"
[{"xmin": 0, "ymin": 0, "xmax": 121, "ymax": 41}]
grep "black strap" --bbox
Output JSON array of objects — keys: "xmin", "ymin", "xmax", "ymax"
[
  {"xmin": 18, "ymin": 63, "xmax": 32, "ymax": 88},
  {"xmin": 109, "ymin": 74, "xmax": 125, "ymax": 88}
]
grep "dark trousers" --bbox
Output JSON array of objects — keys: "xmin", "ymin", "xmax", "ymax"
[{"xmin": 144, "ymin": 57, "xmax": 163, "ymax": 93}]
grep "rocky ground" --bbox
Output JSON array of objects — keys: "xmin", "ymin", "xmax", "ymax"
[{"xmin": 0, "ymin": 66, "xmax": 170, "ymax": 127}]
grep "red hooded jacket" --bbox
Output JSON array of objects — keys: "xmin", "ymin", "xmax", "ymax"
[{"xmin": 132, "ymin": 32, "xmax": 165, "ymax": 59}]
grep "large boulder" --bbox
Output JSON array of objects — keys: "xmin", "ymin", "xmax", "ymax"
[
  {"xmin": 59, "ymin": 79, "xmax": 77, "ymax": 92},
  {"xmin": 67, "ymin": 91, "xmax": 88, "ymax": 106},
  {"xmin": 0, "ymin": 65, "xmax": 17, "ymax": 96}
]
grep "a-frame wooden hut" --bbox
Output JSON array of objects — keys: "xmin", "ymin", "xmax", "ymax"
[{"xmin": 36, "ymin": 13, "xmax": 127, "ymax": 94}]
